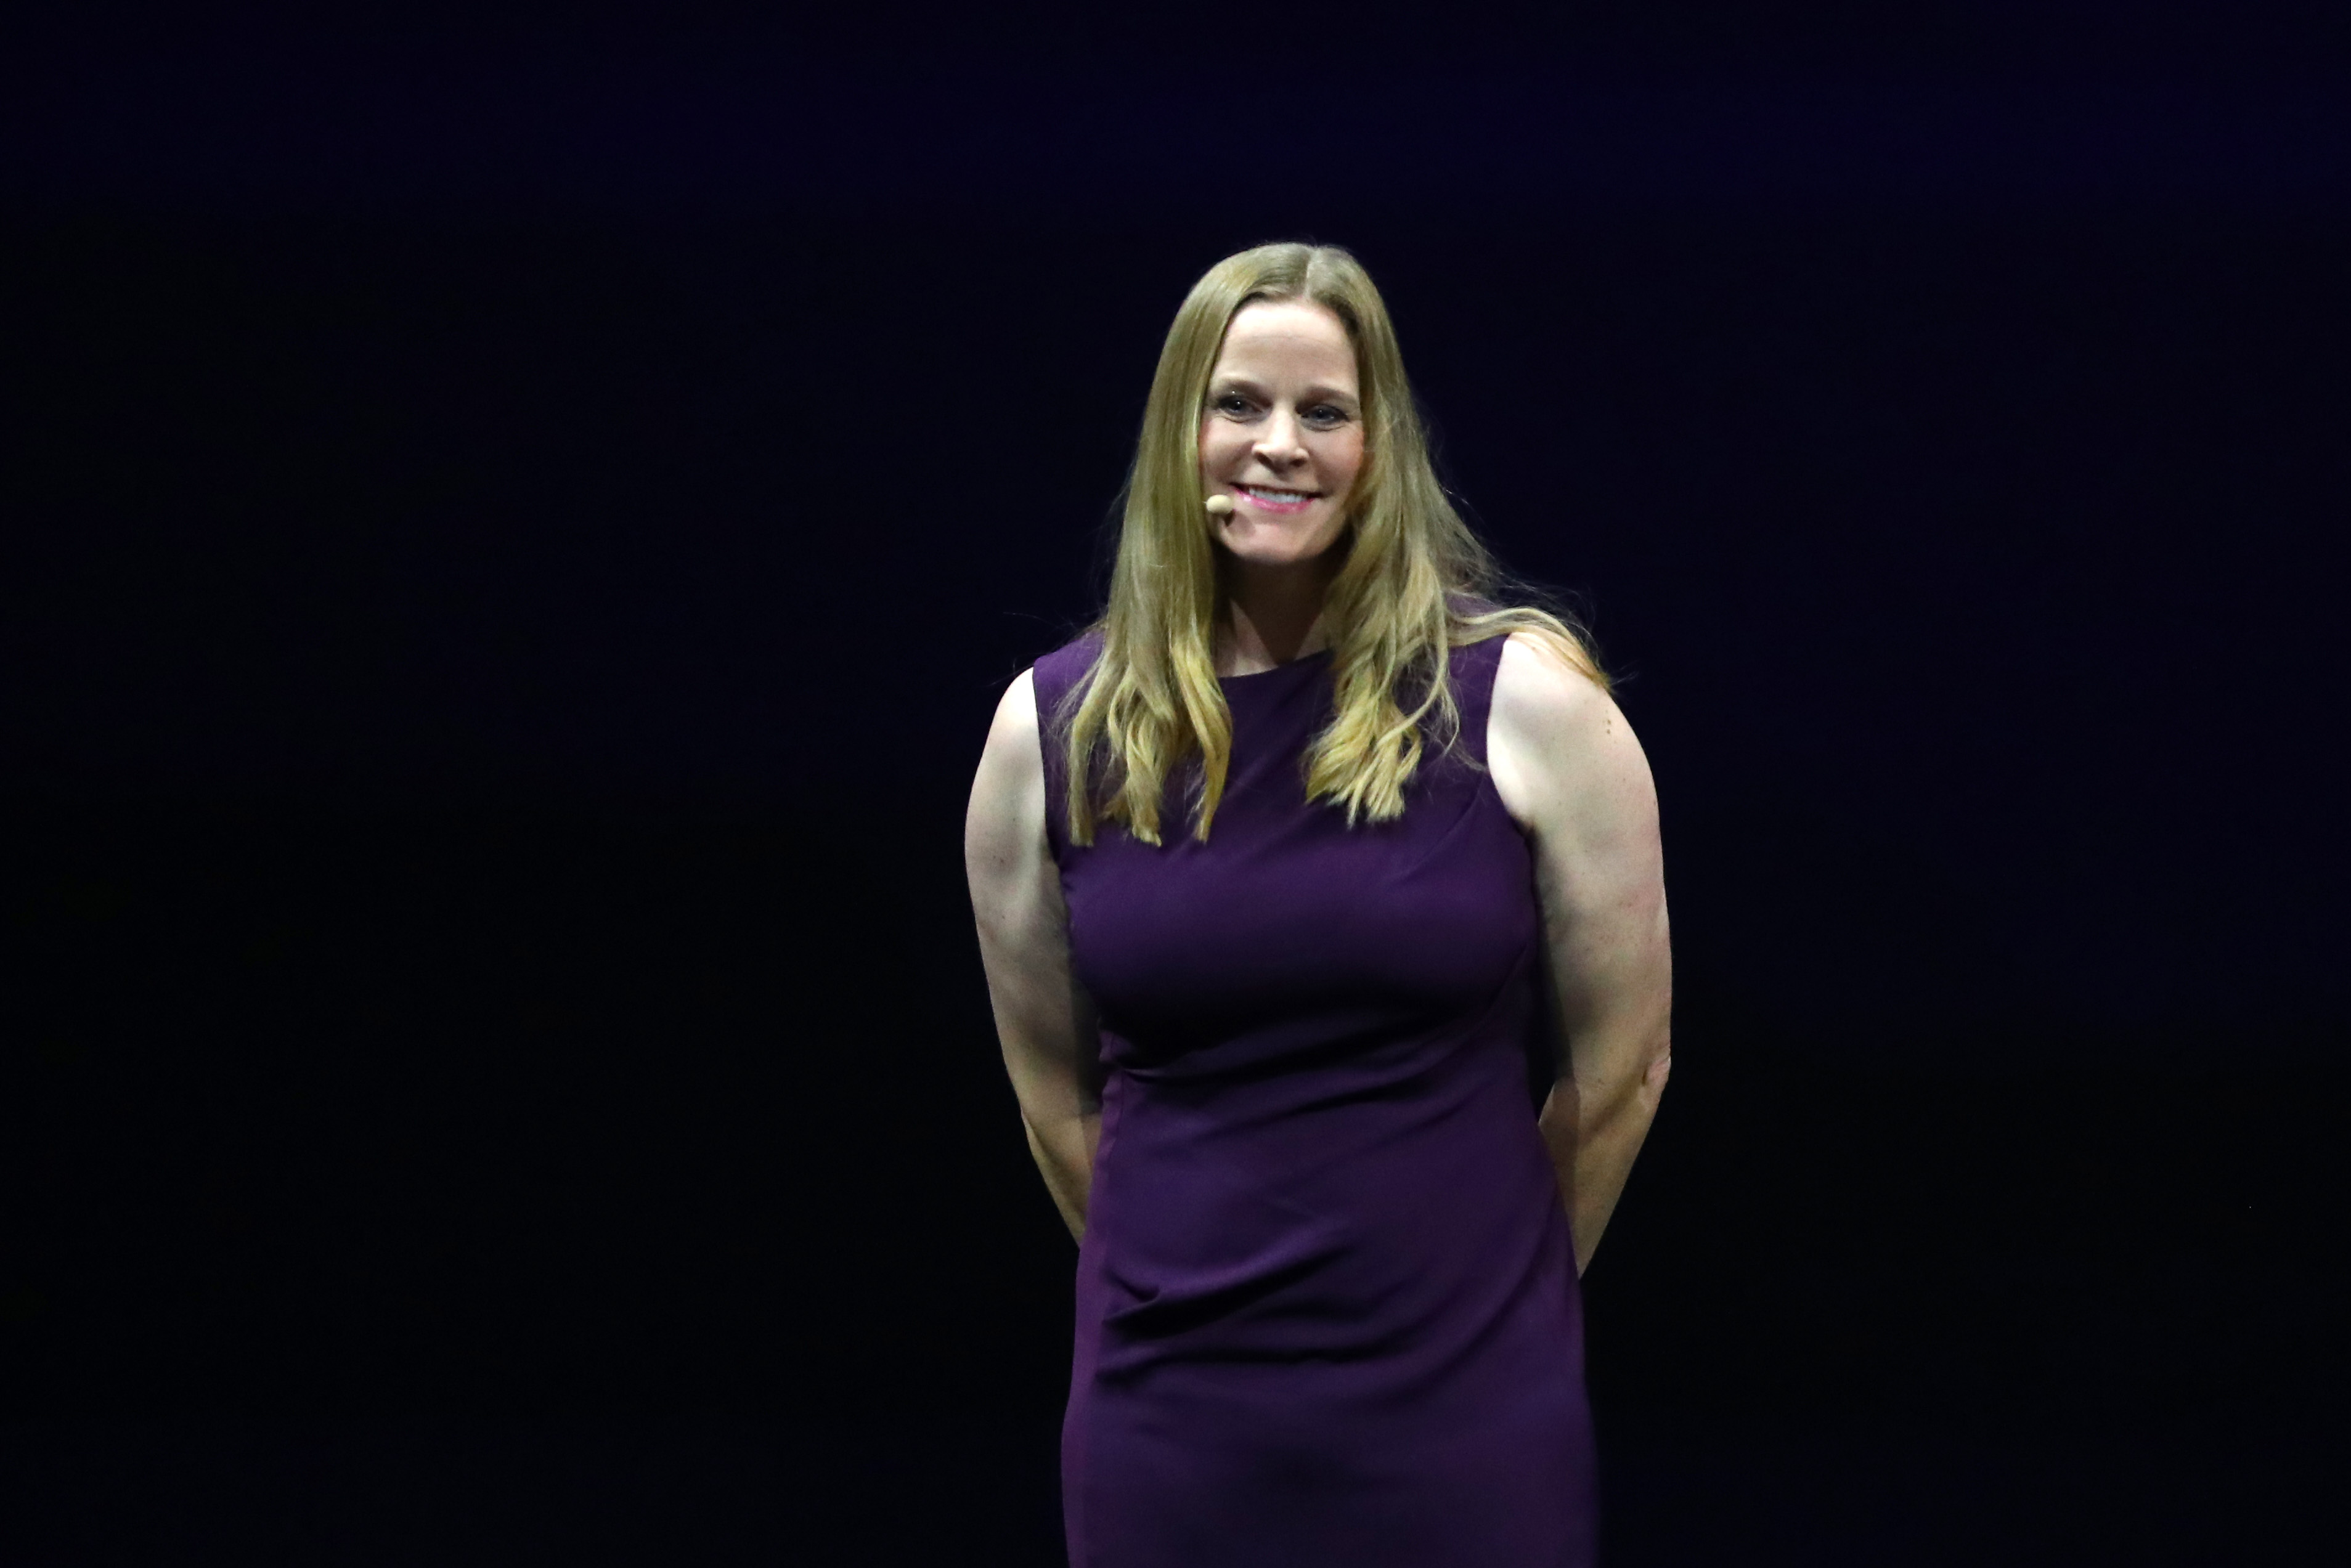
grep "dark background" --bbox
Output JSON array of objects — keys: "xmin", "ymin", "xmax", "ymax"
[{"xmin": 6, "ymin": 5, "xmax": 2347, "ymax": 1562}]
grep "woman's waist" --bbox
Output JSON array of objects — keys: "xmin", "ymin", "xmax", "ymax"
[
  {"xmin": 1092, "ymin": 1103, "xmax": 1557, "ymax": 1287},
  {"xmin": 1082, "ymin": 1150, "xmax": 1573, "ymax": 1369}
]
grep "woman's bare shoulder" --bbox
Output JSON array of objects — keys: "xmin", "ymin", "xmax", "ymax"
[
  {"xmin": 1488, "ymin": 631, "xmax": 1652, "ymax": 831},
  {"xmin": 968, "ymin": 668, "xmax": 1045, "ymax": 853},
  {"xmin": 1492, "ymin": 630, "xmax": 1614, "ymax": 733},
  {"xmin": 991, "ymin": 665, "xmax": 1040, "ymax": 737}
]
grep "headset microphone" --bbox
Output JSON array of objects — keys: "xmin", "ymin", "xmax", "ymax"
[{"xmin": 1205, "ymin": 494, "xmax": 1235, "ymax": 517}]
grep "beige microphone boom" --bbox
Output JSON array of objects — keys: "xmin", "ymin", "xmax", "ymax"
[{"xmin": 1205, "ymin": 494, "xmax": 1235, "ymax": 516}]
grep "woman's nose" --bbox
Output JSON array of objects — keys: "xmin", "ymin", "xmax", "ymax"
[{"xmin": 1255, "ymin": 410, "xmax": 1308, "ymax": 467}]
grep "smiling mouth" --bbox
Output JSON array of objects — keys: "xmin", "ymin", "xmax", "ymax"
[{"xmin": 1236, "ymin": 484, "xmax": 1320, "ymax": 506}]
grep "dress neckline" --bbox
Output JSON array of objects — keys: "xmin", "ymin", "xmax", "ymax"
[{"xmin": 1216, "ymin": 647, "xmax": 1335, "ymax": 684}]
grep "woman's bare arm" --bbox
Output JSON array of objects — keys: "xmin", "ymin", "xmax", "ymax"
[
  {"xmin": 965, "ymin": 669, "xmax": 1103, "ymax": 1245},
  {"xmin": 1488, "ymin": 632, "xmax": 1674, "ymax": 1277}
]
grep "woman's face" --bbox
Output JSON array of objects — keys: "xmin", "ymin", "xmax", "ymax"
[{"xmin": 1199, "ymin": 299, "xmax": 1364, "ymax": 570}]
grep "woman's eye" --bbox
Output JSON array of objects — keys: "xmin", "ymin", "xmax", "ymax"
[
  {"xmin": 1305, "ymin": 405, "xmax": 1347, "ymax": 426},
  {"xmin": 1214, "ymin": 393, "xmax": 1253, "ymax": 416}
]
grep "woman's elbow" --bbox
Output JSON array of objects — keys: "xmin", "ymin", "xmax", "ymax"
[{"xmin": 1639, "ymin": 1045, "xmax": 1671, "ymax": 1114}]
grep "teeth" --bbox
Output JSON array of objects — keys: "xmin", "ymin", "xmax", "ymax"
[{"xmin": 1242, "ymin": 485, "xmax": 1314, "ymax": 502}]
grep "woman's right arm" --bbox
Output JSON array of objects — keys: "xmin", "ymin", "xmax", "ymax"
[{"xmin": 964, "ymin": 668, "xmax": 1103, "ymax": 1245}]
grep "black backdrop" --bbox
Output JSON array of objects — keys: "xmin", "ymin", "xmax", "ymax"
[{"xmin": 6, "ymin": 7, "xmax": 2347, "ymax": 1563}]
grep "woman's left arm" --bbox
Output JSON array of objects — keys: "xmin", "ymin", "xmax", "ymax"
[{"xmin": 1488, "ymin": 632, "xmax": 1674, "ymax": 1277}]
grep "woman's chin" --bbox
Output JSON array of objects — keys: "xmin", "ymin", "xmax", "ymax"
[{"xmin": 1215, "ymin": 524, "xmax": 1348, "ymax": 570}]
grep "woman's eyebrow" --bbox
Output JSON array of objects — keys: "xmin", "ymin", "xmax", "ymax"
[{"xmin": 1209, "ymin": 375, "xmax": 1358, "ymax": 405}]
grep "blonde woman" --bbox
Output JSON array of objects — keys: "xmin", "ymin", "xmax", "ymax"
[{"xmin": 965, "ymin": 242, "xmax": 1672, "ymax": 1566}]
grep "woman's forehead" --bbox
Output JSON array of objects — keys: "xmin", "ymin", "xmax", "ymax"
[{"xmin": 1215, "ymin": 301, "xmax": 1356, "ymax": 378}]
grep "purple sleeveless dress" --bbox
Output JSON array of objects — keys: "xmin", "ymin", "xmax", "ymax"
[{"xmin": 1032, "ymin": 630, "xmax": 1596, "ymax": 1567}]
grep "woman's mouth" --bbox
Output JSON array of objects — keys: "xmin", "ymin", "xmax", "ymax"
[{"xmin": 1233, "ymin": 484, "xmax": 1321, "ymax": 514}]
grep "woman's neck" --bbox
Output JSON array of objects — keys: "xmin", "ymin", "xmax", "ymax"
[{"xmin": 1216, "ymin": 554, "xmax": 1341, "ymax": 675}]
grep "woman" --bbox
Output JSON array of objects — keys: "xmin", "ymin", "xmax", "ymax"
[{"xmin": 964, "ymin": 242, "xmax": 1672, "ymax": 1567}]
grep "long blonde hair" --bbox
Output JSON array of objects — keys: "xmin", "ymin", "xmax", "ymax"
[{"xmin": 1059, "ymin": 241, "xmax": 1607, "ymax": 847}]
